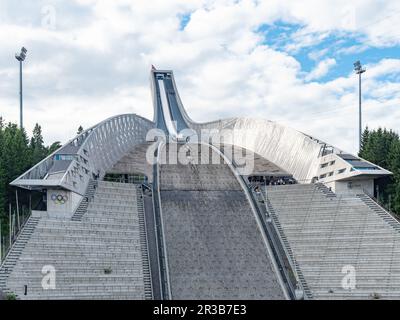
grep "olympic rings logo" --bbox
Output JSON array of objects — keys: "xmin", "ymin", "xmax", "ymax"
[{"xmin": 51, "ymin": 194, "xmax": 68, "ymax": 205}]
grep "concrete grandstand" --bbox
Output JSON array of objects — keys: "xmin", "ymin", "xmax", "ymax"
[{"xmin": 0, "ymin": 68, "xmax": 398, "ymax": 300}]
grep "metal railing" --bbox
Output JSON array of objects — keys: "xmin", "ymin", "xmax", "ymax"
[
  {"xmin": 0, "ymin": 207, "xmax": 34, "ymax": 268},
  {"xmin": 71, "ymin": 179, "xmax": 98, "ymax": 221},
  {"xmin": 12, "ymin": 114, "xmax": 154, "ymax": 196},
  {"xmin": 141, "ymin": 182, "xmax": 152, "ymax": 194},
  {"xmin": 62, "ymin": 114, "xmax": 154, "ymax": 195},
  {"xmin": 0, "ymin": 202, "xmax": 32, "ymax": 267},
  {"xmin": 152, "ymin": 142, "xmax": 171, "ymax": 300},
  {"xmin": 361, "ymin": 189, "xmax": 400, "ymax": 224}
]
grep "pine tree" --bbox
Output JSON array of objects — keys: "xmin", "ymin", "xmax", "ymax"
[
  {"xmin": 389, "ymin": 139, "xmax": 400, "ymax": 213},
  {"xmin": 357, "ymin": 127, "xmax": 400, "ymax": 215},
  {"xmin": 0, "ymin": 118, "xmax": 63, "ymax": 241},
  {"xmin": 48, "ymin": 141, "xmax": 62, "ymax": 154},
  {"xmin": 359, "ymin": 126, "xmax": 370, "ymax": 158},
  {"xmin": 30, "ymin": 123, "xmax": 47, "ymax": 165},
  {"xmin": 1, "ymin": 123, "xmax": 31, "ymax": 181},
  {"xmin": 360, "ymin": 127, "xmax": 399, "ymax": 170},
  {"xmin": 0, "ymin": 123, "xmax": 31, "ymax": 230},
  {"xmin": 0, "ymin": 120, "xmax": 6, "ymax": 236}
]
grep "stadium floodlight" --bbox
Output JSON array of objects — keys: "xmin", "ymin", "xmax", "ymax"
[
  {"xmin": 354, "ymin": 60, "xmax": 366, "ymax": 153},
  {"xmin": 15, "ymin": 47, "xmax": 27, "ymax": 128},
  {"xmin": 15, "ymin": 47, "xmax": 27, "ymax": 62},
  {"xmin": 354, "ymin": 60, "xmax": 366, "ymax": 75}
]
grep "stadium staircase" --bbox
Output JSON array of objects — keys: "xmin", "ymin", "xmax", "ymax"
[
  {"xmin": 0, "ymin": 216, "xmax": 41, "ymax": 297},
  {"xmin": 71, "ymin": 179, "xmax": 98, "ymax": 221},
  {"xmin": 266, "ymin": 183, "xmax": 400, "ymax": 299},
  {"xmin": 0, "ymin": 181, "xmax": 152, "ymax": 300}
]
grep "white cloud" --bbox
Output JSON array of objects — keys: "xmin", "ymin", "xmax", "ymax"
[
  {"xmin": 365, "ymin": 58, "xmax": 400, "ymax": 78},
  {"xmin": 308, "ymin": 48, "xmax": 329, "ymax": 61},
  {"xmin": 305, "ymin": 58, "xmax": 337, "ymax": 81},
  {"xmin": 0, "ymin": 0, "xmax": 399, "ymax": 155}
]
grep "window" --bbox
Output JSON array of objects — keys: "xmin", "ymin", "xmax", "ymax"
[
  {"xmin": 54, "ymin": 154, "xmax": 76, "ymax": 161},
  {"xmin": 338, "ymin": 168, "xmax": 346, "ymax": 174},
  {"xmin": 329, "ymin": 160, "xmax": 335, "ymax": 166},
  {"xmin": 328, "ymin": 172, "xmax": 334, "ymax": 177},
  {"xmin": 319, "ymin": 174, "xmax": 326, "ymax": 179},
  {"xmin": 320, "ymin": 163, "xmax": 328, "ymax": 168}
]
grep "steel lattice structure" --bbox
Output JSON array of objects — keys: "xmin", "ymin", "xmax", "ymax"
[{"xmin": 11, "ymin": 114, "xmax": 154, "ymax": 195}]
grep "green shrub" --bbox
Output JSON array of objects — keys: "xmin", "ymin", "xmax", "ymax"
[{"xmin": 5, "ymin": 292, "xmax": 17, "ymax": 300}]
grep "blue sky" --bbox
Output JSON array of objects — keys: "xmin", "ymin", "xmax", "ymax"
[
  {"xmin": 179, "ymin": 13, "xmax": 192, "ymax": 30},
  {"xmin": 259, "ymin": 20, "xmax": 400, "ymax": 81},
  {"xmin": 0, "ymin": 0, "xmax": 399, "ymax": 153}
]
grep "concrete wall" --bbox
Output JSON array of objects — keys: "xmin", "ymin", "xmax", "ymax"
[
  {"xmin": 46, "ymin": 189, "xmax": 82, "ymax": 219},
  {"xmin": 325, "ymin": 179, "xmax": 374, "ymax": 195},
  {"xmin": 316, "ymin": 153, "xmax": 349, "ymax": 181}
]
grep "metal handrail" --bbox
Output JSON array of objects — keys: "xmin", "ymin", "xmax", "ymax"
[
  {"xmin": 361, "ymin": 189, "xmax": 400, "ymax": 223},
  {"xmin": 152, "ymin": 142, "xmax": 172, "ymax": 299},
  {"xmin": 71, "ymin": 179, "xmax": 98, "ymax": 220},
  {"xmin": 142, "ymin": 182, "xmax": 152, "ymax": 193},
  {"xmin": 136, "ymin": 185, "xmax": 154, "ymax": 300},
  {"xmin": 0, "ymin": 211, "xmax": 33, "ymax": 269}
]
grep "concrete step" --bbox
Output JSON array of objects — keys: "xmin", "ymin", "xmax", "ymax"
[
  {"xmin": 20, "ymin": 291, "xmax": 147, "ymax": 300},
  {"xmin": 4, "ymin": 181, "xmax": 151, "ymax": 300}
]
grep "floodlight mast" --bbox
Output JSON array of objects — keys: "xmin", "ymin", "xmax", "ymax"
[
  {"xmin": 354, "ymin": 60, "xmax": 366, "ymax": 153},
  {"xmin": 15, "ymin": 47, "xmax": 27, "ymax": 129}
]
